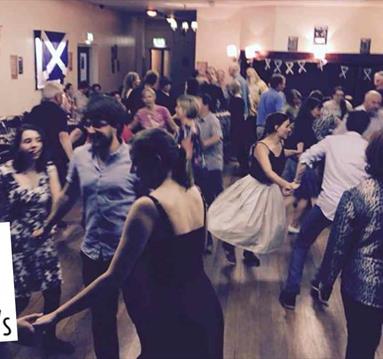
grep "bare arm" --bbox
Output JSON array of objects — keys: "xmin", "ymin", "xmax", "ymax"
[
  {"xmin": 165, "ymin": 113, "xmax": 179, "ymax": 135},
  {"xmin": 33, "ymin": 197, "xmax": 157, "ymax": 326},
  {"xmin": 69, "ymin": 128, "xmax": 84, "ymax": 144},
  {"xmin": 254, "ymin": 143, "xmax": 293, "ymax": 189},
  {"xmin": 59, "ymin": 131, "xmax": 73, "ymax": 160},
  {"xmin": 36, "ymin": 181, "xmax": 79, "ymax": 235}
]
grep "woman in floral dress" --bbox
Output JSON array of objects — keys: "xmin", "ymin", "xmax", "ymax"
[{"xmin": 0, "ymin": 124, "xmax": 73, "ymax": 354}]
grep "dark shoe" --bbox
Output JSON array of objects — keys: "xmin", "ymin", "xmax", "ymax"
[
  {"xmin": 224, "ymin": 250, "xmax": 236, "ymax": 264},
  {"xmin": 279, "ymin": 290, "xmax": 296, "ymax": 310},
  {"xmin": 243, "ymin": 251, "xmax": 260, "ymax": 267},
  {"xmin": 43, "ymin": 337, "xmax": 75, "ymax": 355}
]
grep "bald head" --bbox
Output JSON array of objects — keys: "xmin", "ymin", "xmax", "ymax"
[
  {"xmin": 364, "ymin": 90, "xmax": 382, "ymax": 113},
  {"xmin": 374, "ymin": 71, "xmax": 383, "ymax": 90}
]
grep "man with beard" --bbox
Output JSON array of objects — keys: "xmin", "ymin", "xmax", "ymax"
[
  {"xmin": 36, "ymin": 96, "xmax": 138, "ymax": 359},
  {"xmin": 334, "ymin": 90, "xmax": 382, "ymax": 140}
]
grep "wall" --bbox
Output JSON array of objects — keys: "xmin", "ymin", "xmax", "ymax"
[
  {"xmin": 0, "ymin": 0, "xmax": 134, "ymax": 117},
  {"xmin": 196, "ymin": 4, "xmax": 383, "ymax": 72}
]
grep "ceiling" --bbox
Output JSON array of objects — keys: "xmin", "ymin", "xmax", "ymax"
[{"xmin": 82, "ymin": 0, "xmax": 383, "ymax": 12}]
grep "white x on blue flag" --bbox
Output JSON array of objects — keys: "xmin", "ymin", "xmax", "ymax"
[{"xmin": 34, "ymin": 30, "xmax": 68, "ymax": 89}]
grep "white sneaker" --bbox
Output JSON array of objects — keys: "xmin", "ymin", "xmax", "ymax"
[{"xmin": 288, "ymin": 225, "xmax": 300, "ymax": 234}]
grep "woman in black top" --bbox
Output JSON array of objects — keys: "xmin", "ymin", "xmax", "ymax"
[
  {"xmin": 208, "ymin": 113, "xmax": 299, "ymax": 264},
  {"xmin": 34, "ymin": 128, "xmax": 224, "ymax": 359},
  {"xmin": 287, "ymin": 97, "xmax": 322, "ymax": 234},
  {"xmin": 318, "ymin": 130, "xmax": 383, "ymax": 359}
]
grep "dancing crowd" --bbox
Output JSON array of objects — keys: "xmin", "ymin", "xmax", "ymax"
[{"xmin": 1, "ymin": 65, "xmax": 383, "ymax": 359}]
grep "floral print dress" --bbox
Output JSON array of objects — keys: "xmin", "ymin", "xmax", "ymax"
[{"xmin": 0, "ymin": 162, "xmax": 61, "ymax": 299}]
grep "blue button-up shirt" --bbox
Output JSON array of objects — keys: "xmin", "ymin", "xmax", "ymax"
[
  {"xmin": 257, "ymin": 88, "xmax": 285, "ymax": 126},
  {"xmin": 67, "ymin": 143, "xmax": 138, "ymax": 261}
]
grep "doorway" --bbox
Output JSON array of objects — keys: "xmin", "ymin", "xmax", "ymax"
[{"xmin": 150, "ymin": 48, "xmax": 171, "ymax": 77}]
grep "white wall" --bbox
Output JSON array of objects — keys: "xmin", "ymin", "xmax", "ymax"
[
  {"xmin": 196, "ymin": 4, "xmax": 383, "ymax": 73},
  {"xmin": 0, "ymin": 0, "xmax": 135, "ymax": 116}
]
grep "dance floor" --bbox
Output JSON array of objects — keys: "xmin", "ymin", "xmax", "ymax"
[{"xmin": 10, "ymin": 166, "xmax": 383, "ymax": 359}]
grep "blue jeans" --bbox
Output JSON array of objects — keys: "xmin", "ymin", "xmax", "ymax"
[{"xmin": 284, "ymin": 205, "xmax": 332, "ymax": 294}]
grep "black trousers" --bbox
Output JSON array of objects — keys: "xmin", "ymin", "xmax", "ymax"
[
  {"xmin": 342, "ymin": 290, "xmax": 383, "ymax": 359},
  {"xmin": 204, "ymin": 170, "xmax": 223, "ymax": 206},
  {"xmin": 81, "ymin": 252, "xmax": 120, "ymax": 359}
]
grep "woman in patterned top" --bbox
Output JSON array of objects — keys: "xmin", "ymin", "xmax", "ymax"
[
  {"xmin": 317, "ymin": 129, "xmax": 383, "ymax": 359},
  {"xmin": 0, "ymin": 124, "xmax": 73, "ymax": 355}
]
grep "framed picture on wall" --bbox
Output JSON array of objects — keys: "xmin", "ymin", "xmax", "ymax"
[
  {"xmin": 18, "ymin": 57, "xmax": 23, "ymax": 74},
  {"xmin": 33, "ymin": 30, "xmax": 68, "ymax": 89},
  {"xmin": 360, "ymin": 38, "xmax": 371, "ymax": 54},
  {"xmin": 314, "ymin": 26, "xmax": 328, "ymax": 45},
  {"xmin": 288, "ymin": 36, "xmax": 298, "ymax": 52}
]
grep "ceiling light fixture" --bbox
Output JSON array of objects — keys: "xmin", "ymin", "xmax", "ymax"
[{"xmin": 146, "ymin": 9, "xmax": 157, "ymax": 17}]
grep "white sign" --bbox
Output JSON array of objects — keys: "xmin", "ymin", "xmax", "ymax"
[
  {"xmin": 0, "ymin": 222, "xmax": 17, "ymax": 342},
  {"xmin": 153, "ymin": 38, "xmax": 166, "ymax": 48}
]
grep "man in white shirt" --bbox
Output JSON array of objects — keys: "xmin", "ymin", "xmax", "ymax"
[
  {"xmin": 334, "ymin": 90, "xmax": 381, "ymax": 140},
  {"xmin": 279, "ymin": 111, "xmax": 371, "ymax": 310}
]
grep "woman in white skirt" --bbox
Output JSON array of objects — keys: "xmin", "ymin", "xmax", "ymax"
[{"xmin": 208, "ymin": 112, "xmax": 299, "ymax": 265}]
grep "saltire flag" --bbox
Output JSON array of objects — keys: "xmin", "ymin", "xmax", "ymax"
[{"xmin": 34, "ymin": 30, "xmax": 68, "ymax": 89}]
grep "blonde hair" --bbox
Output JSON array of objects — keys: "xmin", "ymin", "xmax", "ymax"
[
  {"xmin": 246, "ymin": 67, "xmax": 261, "ymax": 85},
  {"xmin": 142, "ymin": 87, "xmax": 156, "ymax": 98},
  {"xmin": 177, "ymin": 95, "xmax": 200, "ymax": 119}
]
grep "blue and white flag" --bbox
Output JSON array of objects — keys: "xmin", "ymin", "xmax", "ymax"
[{"xmin": 34, "ymin": 30, "xmax": 68, "ymax": 89}]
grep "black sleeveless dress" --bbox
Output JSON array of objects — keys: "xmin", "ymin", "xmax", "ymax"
[
  {"xmin": 124, "ymin": 195, "xmax": 224, "ymax": 359},
  {"xmin": 249, "ymin": 142, "xmax": 286, "ymax": 184}
]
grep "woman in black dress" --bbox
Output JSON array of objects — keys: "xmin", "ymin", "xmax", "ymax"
[{"xmin": 34, "ymin": 128, "xmax": 224, "ymax": 359}]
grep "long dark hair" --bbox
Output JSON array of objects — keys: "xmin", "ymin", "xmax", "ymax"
[
  {"xmin": 12, "ymin": 124, "xmax": 47, "ymax": 173},
  {"xmin": 131, "ymin": 128, "xmax": 192, "ymax": 189},
  {"xmin": 296, "ymin": 97, "xmax": 322, "ymax": 123}
]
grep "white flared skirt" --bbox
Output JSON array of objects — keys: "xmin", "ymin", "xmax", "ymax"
[{"xmin": 208, "ymin": 175, "xmax": 286, "ymax": 254}]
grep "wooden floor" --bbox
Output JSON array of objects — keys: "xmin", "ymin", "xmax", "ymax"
[{"xmin": 9, "ymin": 167, "xmax": 383, "ymax": 359}]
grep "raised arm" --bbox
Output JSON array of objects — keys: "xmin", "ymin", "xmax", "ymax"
[{"xmin": 33, "ymin": 197, "xmax": 157, "ymax": 328}]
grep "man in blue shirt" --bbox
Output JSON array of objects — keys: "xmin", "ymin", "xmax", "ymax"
[
  {"xmin": 257, "ymin": 74, "xmax": 286, "ymax": 139},
  {"xmin": 40, "ymin": 96, "xmax": 138, "ymax": 359}
]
